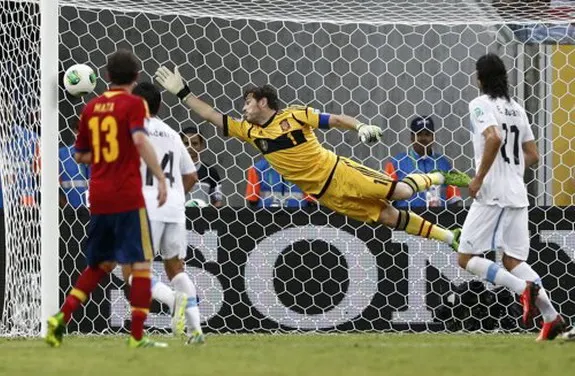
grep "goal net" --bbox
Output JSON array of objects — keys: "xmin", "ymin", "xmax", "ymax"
[
  {"xmin": 1, "ymin": 0, "xmax": 574, "ymax": 336},
  {"xmin": 0, "ymin": 0, "xmax": 42, "ymax": 336}
]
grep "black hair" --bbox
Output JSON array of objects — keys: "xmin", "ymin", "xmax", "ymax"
[
  {"xmin": 181, "ymin": 126, "xmax": 204, "ymax": 144},
  {"xmin": 106, "ymin": 49, "xmax": 140, "ymax": 86},
  {"xmin": 243, "ymin": 84, "xmax": 280, "ymax": 110},
  {"xmin": 476, "ymin": 53, "xmax": 510, "ymax": 101},
  {"xmin": 132, "ymin": 82, "xmax": 161, "ymax": 116}
]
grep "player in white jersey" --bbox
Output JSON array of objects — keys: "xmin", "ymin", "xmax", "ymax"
[
  {"xmin": 133, "ymin": 82, "xmax": 205, "ymax": 344},
  {"xmin": 458, "ymin": 54, "xmax": 564, "ymax": 341}
]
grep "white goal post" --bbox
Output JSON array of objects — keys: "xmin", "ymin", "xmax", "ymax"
[
  {"xmin": 40, "ymin": 0, "xmax": 61, "ymax": 338},
  {"xmin": 0, "ymin": 0, "xmax": 574, "ymax": 336}
]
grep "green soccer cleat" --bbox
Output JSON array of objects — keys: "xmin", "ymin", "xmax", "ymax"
[
  {"xmin": 435, "ymin": 170, "xmax": 472, "ymax": 188},
  {"xmin": 186, "ymin": 330, "xmax": 206, "ymax": 345},
  {"xmin": 127, "ymin": 336, "xmax": 169, "ymax": 348},
  {"xmin": 45, "ymin": 312, "xmax": 65, "ymax": 348},
  {"xmin": 172, "ymin": 292, "xmax": 187, "ymax": 337},
  {"xmin": 450, "ymin": 228, "xmax": 461, "ymax": 252}
]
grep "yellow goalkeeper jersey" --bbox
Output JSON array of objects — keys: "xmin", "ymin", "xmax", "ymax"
[{"xmin": 223, "ymin": 106, "xmax": 338, "ymax": 196}]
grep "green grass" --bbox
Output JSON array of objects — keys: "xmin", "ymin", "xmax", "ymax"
[{"xmin": 0, "ymin": 333, "xmax": 573, "ymax": 376}]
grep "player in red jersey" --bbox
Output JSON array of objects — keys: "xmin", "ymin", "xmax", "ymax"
[{"xmin": 46, "ymin": 50, "xmax": 168, "ymax": 348}]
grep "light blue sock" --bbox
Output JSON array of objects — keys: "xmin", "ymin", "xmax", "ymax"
[
  {"xmin": 150, "ymin": 276, "xmax": 175, "ymax": 312},
  {"xmin": 466, "ymin": 257, "xmax": 526, "ymax": 295}
]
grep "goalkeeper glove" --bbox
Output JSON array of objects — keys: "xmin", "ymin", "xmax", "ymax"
[
  {"xmin": 355, "ymin": 123, "xmax": 383, "ymax": 144},
  {"xmin": 155, "ymin": 66, "xmax": 192, "ymax": 100}
]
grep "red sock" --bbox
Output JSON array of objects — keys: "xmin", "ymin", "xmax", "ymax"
[
  {"xmin": 130, "ymin": 270, "xmax": 151, "ymax": 341},
  {"xmin": 61, "ymin": 266, "xmax": 107, "ymax": 322}
]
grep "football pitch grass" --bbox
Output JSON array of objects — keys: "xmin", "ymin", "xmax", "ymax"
[{"xmin": 0, "ymin": 333, "xmax": 573, "ymax": 376}]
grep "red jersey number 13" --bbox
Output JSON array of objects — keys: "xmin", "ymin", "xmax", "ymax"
[{"xmin": 88, "ymin": 115, "xmax": 119, "ymax": 163}]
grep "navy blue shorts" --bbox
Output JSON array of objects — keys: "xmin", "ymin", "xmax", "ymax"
[{"xmin": 85, "ymin": 208, "xmax": 154, "ymax": 266}]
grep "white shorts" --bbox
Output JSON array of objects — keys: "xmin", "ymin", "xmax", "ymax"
[
  {"xmin": 459, "ymin": 203, "xmax": 529, "ymax": 261},
  {"xmin": 150, "ymin": 221, "xmax": 187, "ymax": 260}
]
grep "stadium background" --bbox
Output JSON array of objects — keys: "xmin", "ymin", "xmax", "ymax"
[
  {"xmin": 57, "ymin": 6, "xmax": 531, "ymax": 207},
  {"xmin": 0, "ymin": 0, "xmax": 574, "ymax": 336},
  {"xmin": 54, "ymin": 1, "xmax": 575, "ymax": 334}
]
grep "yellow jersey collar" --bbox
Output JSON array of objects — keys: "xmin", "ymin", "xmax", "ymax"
[{"xmin": 260, "ymin": 111, "xmax": 278, "ymax": 128}]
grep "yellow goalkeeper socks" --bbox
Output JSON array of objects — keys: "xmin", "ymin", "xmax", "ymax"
[
  {"xmin": 402, "ymin": 172, "xmax": 444, "ymax": 194},
  {"xmin": 395, "ymin": 210, "xmax": 453, "ymax": 244}
]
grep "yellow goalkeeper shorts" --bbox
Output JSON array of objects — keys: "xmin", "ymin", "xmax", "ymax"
[{"xmin": 316, "ymin": 157, "xmax": 395, "ymax": 223}]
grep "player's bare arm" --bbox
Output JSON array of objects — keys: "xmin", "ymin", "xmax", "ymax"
[
  {"xmin": 328, "ymin": 114, "xmax": 383, "ymax": 144},
  {"xmin": 155, "ymin": 66, "xmax": 223, "ymax": 128},
  {"xmin": 328, "ymin": 114, "xmax": 362, "ymax": 130},
  {"xmin": 182, "ymin": 172, "xmax": 198, "ymax": 194},
  {"xmin": 522, "ymin": 140, "xmax": 539, "ymax": 167},
  {"xmin": 469, "ymin": 125, "xmax": 502, "ymax": 198},
  {"xmin": 74, "ymin": 151, "xmax": 92, "ymax": 164},
  {"xmin": 133, "ymin": 131, "xmax": 168, "ymax": 206}
]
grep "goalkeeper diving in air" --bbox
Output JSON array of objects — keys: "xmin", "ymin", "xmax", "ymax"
[{"xmin": 155, "ymin": 66, "xmax": 471, "ymax": 249}]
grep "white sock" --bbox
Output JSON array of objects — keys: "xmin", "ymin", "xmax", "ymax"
[
  {"xmin": 430, "ymin": 171, "xmax": 445, "ymax": 185},
  {"xmin": 509, "ymin": 262, "xmax": 558, "ymax": 323},
  {"xmin": 151, "ymin": 276, "xmax": 175, "ymax": 312},
  {"xmin": 171, "ymin": 272, "xmax": 202, "ymax": 334},
  {"xmin": 465, "ymin": 257, "xmax": 527, "ymax": 295},
  {"xmin": 444, "ymin": 231, "xmax": 454, "ymax": 245}
]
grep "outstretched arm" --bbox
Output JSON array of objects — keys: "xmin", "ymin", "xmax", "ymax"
[
  {"xmin": 328, "ymin": 114, "xmax": 362, "ymax": 130},
  {"xmin": 328, "ymin": 114, "xmax": 383, "ymax": 144},
  {"xmin": 155, "ymin": 66, "xmax": 223, "ymax": 128}
]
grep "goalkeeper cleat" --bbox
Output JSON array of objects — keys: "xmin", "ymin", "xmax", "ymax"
[
  {"xmin": 186, "ymin": 330, "xmax": 206, "ymax": 345},
  {"xmin": 520, "ymin": 281, "xmax": 540, "ymax": 325},
  {"xmin": 437, "ymin": 170, "xmax": 472, "ymax": 188},
  {"xmin": 450, "ymin": 228, "xmax": 461, "ymax": 251},
  {"xmin": 45, "ymin": 312, "xmax": 65, "ymax": 348},
  {"xmin": 128, "ymin": 336, "xmax": 169, "ymax": 348},
  {"xmin": 172, "ymin": 292, "xmax": 188, "ymax": 337},
  {"xmin": 536, "ymin": 315, "xmax": 566, "ymax": 342}
]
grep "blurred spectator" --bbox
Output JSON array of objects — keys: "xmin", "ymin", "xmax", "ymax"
[
  {"xmin": 0, "ymin": 100, "xmax": 39, "ymax": 208},
  {"xmin": 59, "ymin": 121, "xmax": 89, "ymax": 208},
  {"xmin": 3, "ymin": 125, "xmax": 39, "ymax": 207},
  {"xmin": 385, "ymin": 116, "xmax": 461, "ymax": 209},
  {"xmin": 181, "ymin": 126, "xmax": 223, "ymax": 207},
  {"xmin": 245, "ymin": 157, "xmax": 311, "ymax": 208},
  {"xmin": 0, "ymin": 1, "xmax": 40, "ymax": 208},
  {"xmin": 498, "ymin": 0, "xmax": 575, "ymax": 44}
]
